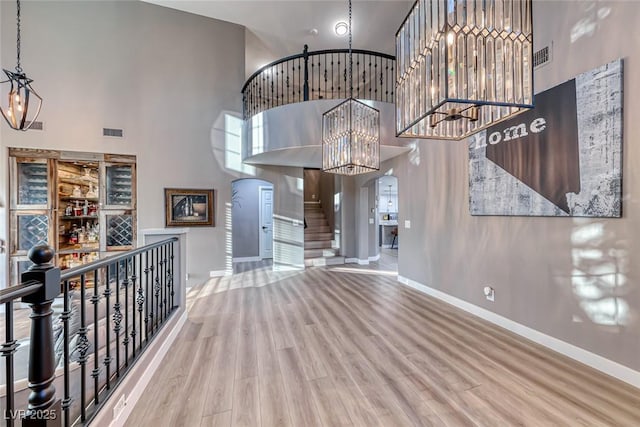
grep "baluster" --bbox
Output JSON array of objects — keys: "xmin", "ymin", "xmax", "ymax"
[
  {"xmin": 170, "ymin": 243, "xmax": 175, "ymax": 309},
  {"xmin": 157, "ymin": 247, "xmax": 163, "ymax": 323},
  {"xmin": 163, "ymin": 245, "xmax": 168, "ymax": 319},
  {"xmin": 113, "ymin": 262, "xmax": 122, "ymax": 378},
  {"xmin": 131, "ymin": 255, "xmax": 138, "ymax": 358},
  {"xmin": 62, "ymin": 278, "xmax": 71, "ymax": 427},
  {"xmin": 150, "ymin": 250, "xmax": 156, "ymax": 334},
  {"xmin": 136, "ymin": 253, "xmax": 144, "ymax": 349},
  {"xmin": 375, "ymin": 57, "xmax": 379, "ymax": 98},
  {"xmin": 144, "ymin": 251, "xmax": 150, "ymax": 342},
  {"xmin": 357, "ymin": 53, "xmax": 361, "ymax": 97},
  {"xmin": 123, "ymin": 259, "xmax": 130, "ymax": 367},
  {"xmin": 103, "ymin": 265, "xmax": 112, "ymax": 391},
  {"xmin": 154, "ymin": 248, "xmax": 160, "ymax": 332},
  {"xmin": 2, "ymin": 300, "xmax": 17, "ymax": 427},
  {"xmin": 330, "ymin": 54, "xmax": 335, "ymax": 99},
  {"xmin": 91, "ymin": 269, "xmax": 100, "ymax": 406},
  {"xmin": 385, "ymin": 59, "xmax": 390, "ymax": 101},
  {"xmin": 303, "ymin": 45, "xmax": 309, "ymax": 101},
  {"xmin": 78, "ymin": 274, "xmax": 89, "ymax": 422}
]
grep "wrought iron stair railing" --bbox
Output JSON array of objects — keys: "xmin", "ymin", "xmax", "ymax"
[
  {"xmin": 1, "ymin": 238, "xmax": 179, "ymax": 426},
  {"xmin": 242, "ymin": 44, "xmax": 396, "ymax": 120}
]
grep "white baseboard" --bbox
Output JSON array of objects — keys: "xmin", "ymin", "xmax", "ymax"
[
  {"xmin": 209, "ymin": 270, "xmax": 228, "ymax": 277},
  {"xmin": 232, "ymin": 256, "xmax": 262, "ymax": 262},
  {"xmin": 368, "ymin": 254, "xmax": 381, "ymax": 262},
  {"xmin": 397, "ymin": 275, "xmax": 640, "ymax": 390},
  {"xmin": 345, "ymin": 258, "xmax": 369, "ymax": 265},
  {"xmin": 105, "ymin": 310, "xmax": 188, "ymax": 427}
]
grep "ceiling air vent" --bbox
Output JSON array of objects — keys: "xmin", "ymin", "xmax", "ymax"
[
  {"xmin": 29, "ymin": 121, "xmax": 44, "ymax": 130},
  {"xmin": 103, "ymin": 128, "xmax": 124, "ymax": 138},
  {"xmin": 533, "ymin": 45, "xmax": 551, "ymax": 69}
]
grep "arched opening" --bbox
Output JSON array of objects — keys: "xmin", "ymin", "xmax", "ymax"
[{"xmin": 231, "ymin": 178, "xmax": 274, "ymax": 273}]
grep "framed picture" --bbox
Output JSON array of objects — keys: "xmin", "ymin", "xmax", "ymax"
[{"xmin": 164, "ymin": 188, "xmax": 215, "ymax": 227}]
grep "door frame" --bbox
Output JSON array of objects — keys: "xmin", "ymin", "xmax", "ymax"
[{"xmin": 258, "ymin": 185, "xmax": 274, "ymax": 259}]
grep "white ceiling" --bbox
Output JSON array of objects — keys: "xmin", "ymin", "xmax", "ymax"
[{"xmin": 142, "ymin": 0, "xmax": 412, "ymax": 60}]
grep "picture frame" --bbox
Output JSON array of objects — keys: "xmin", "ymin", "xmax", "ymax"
[{"xmin": 164, "ymin": 188, "xmax": 215, "ymax": 227}]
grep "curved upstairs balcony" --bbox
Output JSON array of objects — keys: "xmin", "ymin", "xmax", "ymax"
[{"xmin": 241, "ymin": 45, "xmax": 411, "ymax": 168}]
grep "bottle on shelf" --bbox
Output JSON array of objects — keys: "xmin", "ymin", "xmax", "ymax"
[
  {"xmin": 83, "ymin": 199, "xmax": 89, "ymax": 216},
  {"xmin": 72, "ymin": 185, "xmax": 82, "ymax": 198},
  {"xmin": 65, "ymin": 203, "xmax": 73, "ymax": 216},
  {"xmin": 69, "ymin": 224, "xmax": 79, "ymax": 244},
  {"xmin": 74, "ymin": 200, "xmax": 82, "ymax": 216}
]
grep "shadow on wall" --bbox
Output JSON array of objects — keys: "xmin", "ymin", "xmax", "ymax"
[
  {"xmin": 210, "ymin": 111, "xmax": 257, "ymax": 177},
  {"xmin": 565, "ymin": 218, "xmax": 630, "ymax": 328},
  {"xmin": 570, "ymin": 1, "xmax": 611, "ymax": 44}
]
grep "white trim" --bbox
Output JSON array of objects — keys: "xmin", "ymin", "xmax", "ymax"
[
  {"xmin": 345, "ymin": 258, "xmax": 369, "ymax": 265},
  {"xmin": 209, "ymin": 270, "xmax": 228, "ymax": 277},
  {"xmin": 106, "ymin": 311, "xmax": 187, "ymax": 427},
  {"xmin": 368, "ymin": 254, "xmax": 381, "ymax": 262},
  {"xmin": 232, "ymin": 256, "xmax": 262, "ymax": 262},
  {"xmin": 259, "ymin": 185, "xmax": 274, "ymax": 259},
  {"xmin": 396, "ymin": 275, "xmax": 640, "ymax": 390}
]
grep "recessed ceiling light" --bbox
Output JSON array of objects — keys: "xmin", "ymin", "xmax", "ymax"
[{"xmin": 334, "ymin": 21, "xmax": 348, "ymax": 36}]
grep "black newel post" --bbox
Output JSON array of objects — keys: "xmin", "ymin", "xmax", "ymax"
[
  {"xmin": 21, "ymin": 245, "xmax": 62, "ymax": 427},
  {"xmin": 303, "ymin": 44, "xmax": 310, "ymax": 101}
]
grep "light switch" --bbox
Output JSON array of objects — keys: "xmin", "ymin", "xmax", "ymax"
[
  {"xmin": 404, "ymin": 220, "xmax": 411, "ymax": 228},
  {"xmin": 369, "ymin": 218, "xmax": 374, "ymax": 224}
]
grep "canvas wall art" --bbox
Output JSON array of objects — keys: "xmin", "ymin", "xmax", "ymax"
[{"xmin": 469, "ymin": 59, "xmax": 623, "ymax": 217}]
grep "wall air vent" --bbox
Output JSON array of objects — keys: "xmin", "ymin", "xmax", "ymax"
[
  {"xmin": 103, "ymin": 128, "xmax": 124, "ymax": 138},
  {"xmin": 533, "ymin": 45, "xmax": 551, "ymax": 69},
  {"xmin": 29, "ymin": 121, "xmax": 44, "ymax": 130}
]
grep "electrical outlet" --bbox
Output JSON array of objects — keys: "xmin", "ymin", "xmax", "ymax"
[
  {"xmin": 483, "ymin": 286, "xmax": 495, "ymax": 302},
  {"xmin": 113, "ymin": 394, "xmax": 126, "ymax": 419}
]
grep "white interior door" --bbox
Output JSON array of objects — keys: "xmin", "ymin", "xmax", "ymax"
[{"xmin": 259, "ymin": 186, "xmax": 273, "ymax": 259}]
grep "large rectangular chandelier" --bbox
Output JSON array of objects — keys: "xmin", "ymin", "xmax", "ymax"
[
  {"xmin": 396, "ymin": 0, "xmax": 534, "ymax": 140},
  {"xmin": 322, "ymin": 0, "xmax": 380, "ymax": 175},
  {"xmin": 322, "ymin": 99, "xmax": 380, "ymax": 175}
]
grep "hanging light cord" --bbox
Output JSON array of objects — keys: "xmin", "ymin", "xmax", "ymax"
[
  {"xmin": 348, "ymin": 0, "xmax": 353, "ymax": 99},
  {"xmin": 15, "ymin": 0, "xmax": 22, "ymax": 73}
]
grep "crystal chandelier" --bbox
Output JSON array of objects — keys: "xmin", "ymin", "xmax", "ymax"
[
  {"xmin": 322, "ymin": 0, "xmax": 380, "ymax": 175},
  {"xmin": 1, "ymin": 0, "xmax": 42, "ymax": 131},
  {"xmin": 396, "ymin": 0, "xmax": 534, "ymax": 140}
]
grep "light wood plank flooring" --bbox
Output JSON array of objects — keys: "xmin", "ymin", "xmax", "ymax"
[{"xmin": 127, "ymin": 263, "xmax": 640, "ymax": 426}]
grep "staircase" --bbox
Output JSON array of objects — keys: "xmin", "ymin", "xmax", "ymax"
[{"xmin": 304, "ymin": 202, "xmax": 344, "ymax": 266}]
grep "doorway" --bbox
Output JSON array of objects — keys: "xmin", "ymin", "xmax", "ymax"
[
  {"xmin": 231, "ymin": 179, "xmax": 274, "ymax": 273},
  {"xmin": 259, "ymin": 185, "xmax": 273, "ymax": 259},
  {"xmin": 369, "ymin": 175, "xmax": 399, "ymax": 271}
]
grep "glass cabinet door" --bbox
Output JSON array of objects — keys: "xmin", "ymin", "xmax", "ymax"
[
  {"xmin": 102, "ymin": 211, "xmax": 135, "ymax": 251},
  {"xmin": 104, "ymin": 163, "xmax": 135, "ymax": 209},
  {"xmin": 11, "ymin": 211, "xmax": 52, "ymax": 256},
  {"xmin": 11, "ymin": 158, "xmax": 51, "ymax": 209}
]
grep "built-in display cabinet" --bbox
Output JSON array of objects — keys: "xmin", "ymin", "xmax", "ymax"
[{"xmin": 9, "ymin": 148, "xmax": 137, "ymax": 284}]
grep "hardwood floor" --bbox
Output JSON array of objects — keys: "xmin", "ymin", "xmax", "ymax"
[{"xmin": 127, "ymin": 262, "xmax": 640, "ymax": 426}]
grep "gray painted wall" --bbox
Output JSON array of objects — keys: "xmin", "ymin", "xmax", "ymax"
[
  {"xmin": 344, "ymin": 0, "xmax": 640, "ymax": 374},
  {"xmin": 231, "ymin": 179, "xmax": 272, "ymax": 258}
]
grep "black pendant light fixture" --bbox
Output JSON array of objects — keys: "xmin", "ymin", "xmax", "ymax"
[{"xmin": 1, "ymin": 0, "xmax": 42, "ymax": 131}]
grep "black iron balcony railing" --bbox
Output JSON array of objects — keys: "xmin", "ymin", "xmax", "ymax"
[
  {"xmin": 1, "ymin": 238, "xmax": 178, "ymax": 426},
  {"xmin": 242, "ymin": 44, "xmax": 396, "ymax": 119}
]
